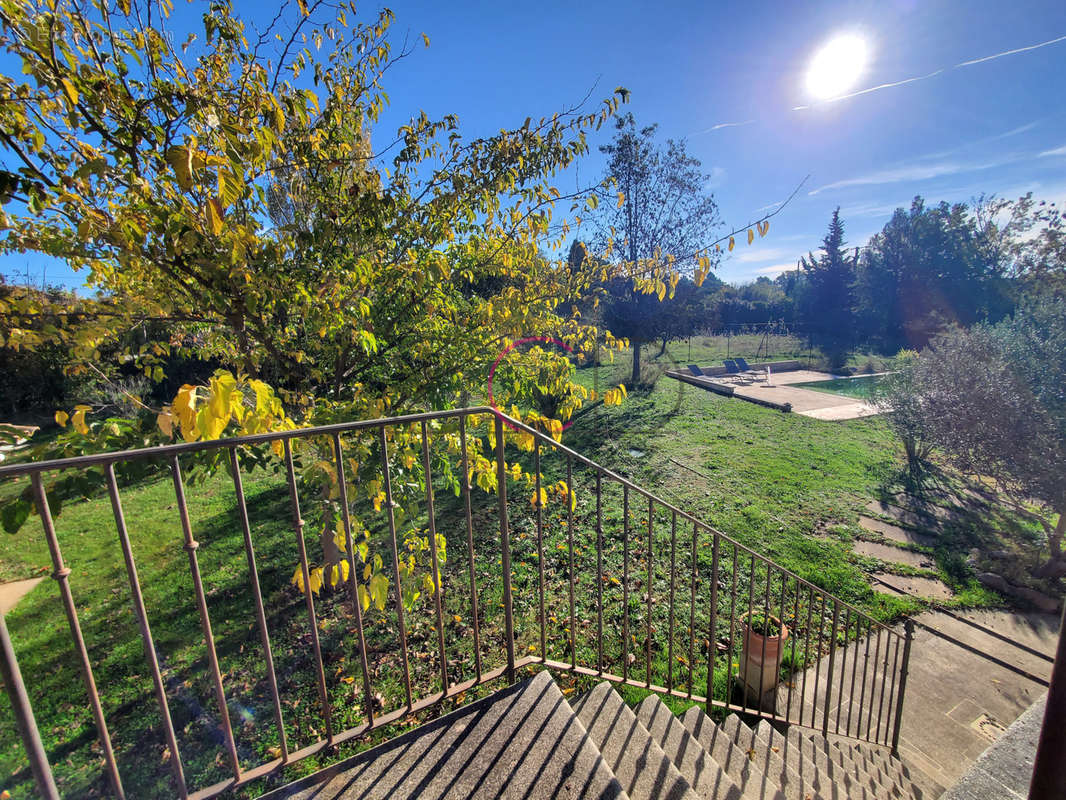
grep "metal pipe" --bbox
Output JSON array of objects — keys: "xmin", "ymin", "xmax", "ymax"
[
  {"xmin": 0, "ymin": 612, "xmax": 60, "ymax": 799},
  {"xmin": 458, "ymin": 417, "xmax": 483, "ymax": 680},
  {"xmin": 494, "ymin": 415, "xmax": 515, "ymax": 684},
  {"xmin": 420, "ymin": 421, "xmax": 450, "ymax": 694}
]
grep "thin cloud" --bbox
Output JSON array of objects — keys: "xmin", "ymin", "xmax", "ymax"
[
  {"xmin": 809, "ymin": 155, "xmax": 1016, "ymax": 195},
  {"xmin": 689, "ymin": 119, "xmax": 755, "ymax": 137},
  {"xmin": 754, "ymin": 263, "xmax": 798, "ymax": 276},
  {"xmin": 733, "ymin": 247, "xmax": 799, "ymax": 263},
  {"xmin": 1040, "ymin": 144, "xmax": 1066, "ymax": 158},
  {"xmin": 956, "ymin": 34, "xmax": 1066, "ymax": 67}
]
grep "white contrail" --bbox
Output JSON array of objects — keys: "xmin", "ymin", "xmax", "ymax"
[
  {"xmin": 955, "ymin": 33, "xmax": 1066, "ymax": 67},
  {"xmin": 698, "ymin": 32, "xmax": 1066, "ymax": 131},
  {"xmin": 792, "ymin": 70, "xmax": 944, "ymax": 111}
]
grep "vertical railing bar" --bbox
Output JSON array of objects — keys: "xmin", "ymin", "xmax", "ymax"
[
  {"xmin": 332, "ymin": 433, "xmax": 376, "ymax": 726},
  {"xmin": 228, "ymin": 450, "xmax": 288, "ymax": 763},
  {"xmin": 0, "ymin": 612, "xmax": 60, "ymax": 800},
  {"xmin": 822, "ymin": 600, "xmax": 839, "ymax": 738},
  {"xmin": 836, "ymin": 608, "xmax": 851, "ymax": 734},
  {"xmin": 687, "ymin": 522, "xmax": 698, "ymax": 699},
  {"xmin": 459, "ymin": 417, "xmax": 483, "ymax": 681},
  {"xmin": 494, "ymin": 415, "xmax": 516, "ymax": 684},
  {"xmin": 596, "ymin": 471, "xmax": 604, "ymax": 676},
  {"xmin": 882, "ymin": 631, "xmax": 902, "ymax": 745},
  {"xmin": 723, "ymin": 545, "xmax": 739, "ymax": 711},
  {"xmin": 743, "ymin": 554, "xmax": 755, "ymax": 711},
  {"xmin": 845, "ymin": 609, "xmax": 861, "ymax": 738},
  {"xmin": 891, "ymin": 620, "xmax": 915, "ymax": 756},
  {"xmin": 857, "ymin": 617, "xmax": 873, "ymax": 741},
  {"xmin": 376, "ymin": 428, "xmax": 414, "ymax": 707},
  {"xmin": 758, "ymin": 561, "xmax": 771, "ymax": 717},
  {"xmin": 811, "ymin": 593, "xmax": 826, "ymax": 731},
  {"xmin": 875, "ymin": 621, "xmax": 891, "ymax": 744},
  {"xmin": 667, "ymin": 511, "xmax": 677, "ymax": 693},
  {"xmin": 622, "ymin": 485, "xmax": 630, "ymax": 683},
  {"xmin": 646, "ymin": 497, "xmax": 654, "ymax": 689},
  {"xmin": 865, "ymin": 627, "xmax": 883, "ymax": 741},
  {"xmin": 776, "ymin": 569, "xmax": 787, "ymax": 723},
  {"xmin": 800, "ymin": 585, "xmax": 814, "ymax": 729},
  {"xmin": 706, "ymin": 531, "xmax": 720, "ymax": 705},
  {"xmin": 533, "ymin": 438, "xmax": 546, "ymax": 663},
  {"xmin": 105, "ymin": 465, "xmax": 188, "ymax": 797},
  {"xmin": 31, "ymin": 473, "xmax": 126, "ymax": 799},
  {"xmin": 420, "ymin": 421, "xmax": 450, "ymax": 695},
  {"xmin": 785, "ymin": 577, "xmax": 800, "ymax": 725},
  {"xmin": 566, "ymin": 456, "xmax": 576, "ymax": 671},
  {"xmin": 173, "ymin": 455, "xmax": 243, "ymax": 772}
]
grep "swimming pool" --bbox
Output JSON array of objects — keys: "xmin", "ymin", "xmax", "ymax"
[{"xmin": 794, "ymin": 373, "xmax": 887, "ymax": 400}]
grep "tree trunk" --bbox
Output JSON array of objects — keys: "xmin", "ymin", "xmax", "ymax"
[
  {"xmin": 631, "ymin": 342, "xmax": 641, "ymax": 386},
  {"xmin": 1032, "ymin": 509, "xmax": 1066, "ymax": 578},
  {"xmin": 656, "ymin": 337, "xmax": 668, "ymax": 358}
]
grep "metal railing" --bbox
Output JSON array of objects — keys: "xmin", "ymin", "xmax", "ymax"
[{"xmin": 0, "ymin": 407, "xmax": 912, "ymax": 799}]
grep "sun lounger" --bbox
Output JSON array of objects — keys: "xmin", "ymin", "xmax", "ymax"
[
  {"xmin": 734, "ymin": 357, "xmax": 760, "ymax": 374},
  {"xmin": 687, "ymin": 364, "xmax": 705, "ymax": 376},
  {"xmin": 723, "ymin": 360, "xmax": 757, "ymax": 384}
]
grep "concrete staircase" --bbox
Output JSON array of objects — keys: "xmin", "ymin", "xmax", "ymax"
[{"xmin": 264, "ymin": 670, "xmax": 943, "ymax": 800}]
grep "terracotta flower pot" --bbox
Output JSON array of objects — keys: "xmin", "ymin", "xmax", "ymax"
[{"xmin": 738, "ymin": 612, "xmax": 790, "ymax": 698}]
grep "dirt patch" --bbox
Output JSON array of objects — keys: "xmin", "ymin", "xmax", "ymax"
[
  {"xmin": 0, "ymin": 577, "xmax": 44, "ymax": 614},
  {"xmin": 852, "ymin": 540, "xmax": 935, "ymax": 570},
  {"xmin": 865, "ymin": 500, "xmax": 940, "ymax": 532}
]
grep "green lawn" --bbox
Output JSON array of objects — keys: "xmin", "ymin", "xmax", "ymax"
[{"xmin": 0, "ymin": 367, "xmax": 1040, "ymax": 799}]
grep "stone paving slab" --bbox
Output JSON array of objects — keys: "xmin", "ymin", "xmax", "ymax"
[
  {"xmin": 851, "ymin": 540, "xmax": 935, "ymax": 570},
  {"xmin": 873, "ymin": 573, "xmax": 955, "ymax": 601},
  {"xmin": 858, "ymin": 516, "xmax": 936, "ymax": 547},
  {"xmin": 864, "ymin": 501, "xmax": 939, "ymax": 532}
]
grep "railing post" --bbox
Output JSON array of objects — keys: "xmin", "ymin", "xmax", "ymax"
[
  {"xmin": 495, "ymin": 413, "xmax": 515, "ymax": 684},
  {"xmin": 1028, "ymin": 602, "xmax": 1066, "ymax": 799},
  {"xmin": 890, "ymin": 619, "xmax": 914, "ymax": 757},
  {"xmin": 0, "ymin": 612, "xmax": 60, "ymax": 800},
  {"xmin": 822, "ymin": 600, "xmax": 839, "ymax": 737}
]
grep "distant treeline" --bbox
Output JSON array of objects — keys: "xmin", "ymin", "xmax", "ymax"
[{"xmin": 596, "ymin": 193, "xmax": 1064, "ymax": 368}]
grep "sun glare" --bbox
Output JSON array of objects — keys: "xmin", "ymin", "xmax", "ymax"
[{"xmin": 805, "ymin": 33, "xmax": 869, "ymax": 100}]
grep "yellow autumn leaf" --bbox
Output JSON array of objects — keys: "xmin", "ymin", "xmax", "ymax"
[
  {"xmin": 71, "ymin": 404, "xmax": 91, "ymax": 435},
  {"xmin": 747, "ymin": 228, "xmax": 754, "ymax": 245},
  {"xmin": 156, "ymin": 411, "xmax": 174, "ymax": 438},
  {"xmin": 60, "ymin": 78, "xmax": 78, "ymax": 107},
  {"xmin": 728, "ymin": 236, "xmax": 735, "ymax": 252},
  {"xmin": 54, "ymin": 410, "xmax": 69, "ymax": 427},
  {"xmin": 206, "ymin": 197, "xmax": 224, "ymax": 235}
]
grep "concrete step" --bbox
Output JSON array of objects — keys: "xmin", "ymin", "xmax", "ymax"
[
  {"xmin": 572, "ymin": 682, "xmax": 698, "ymax": 800},
  {"xmin": 635, "ymin": 696, "xmax": 745, "ymax": 800},
  {"xmin": 719, "ymin": 715, "xmax": 825, "ymax": 800},
  {"xmin": 680, "ymin": 707, "xmax": 787, "ymax": 800},
  {"xmin": 750, "ymin": 720, "xmax": 885, "ymax": 800},
  {"xmin": 261, "ymin": 670, "xmax": 628, "ymax": 800},
  {"xmin": 787, "ymin": 727, "xmax": 940, "ymax": 800}
]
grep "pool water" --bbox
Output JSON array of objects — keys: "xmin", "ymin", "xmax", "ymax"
[{"xmin": 795, "ymin": 373, "xmax": 887, "ymax": 400}]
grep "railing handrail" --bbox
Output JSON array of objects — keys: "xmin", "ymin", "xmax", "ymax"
[{"xmin": 0, "ymin": 406, "xmax": 902, "ymax": 642}]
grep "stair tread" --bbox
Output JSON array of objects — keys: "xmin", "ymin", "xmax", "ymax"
[
  {"xmin": 788, "ymin": 728, "xmax": 940, "ymax": 800},
  {"xmin": 751, "ymin": 720, "xmax": 886, "ymax": 800},
  {"xmin": 572, "ymin": 682, "xmax": 698, "ymax": 800},
  {"xmin": 262, "ymin": 670, "xmax": 628, "ymax": 800},
  {"xmin": 719, "ymin": 715, "xmax": 825, "ymax": 800},
  {"xmin": 680, "ymin": 707, "xmax": 787, "ymax": 800},
  {"xmin": 635, "ymin": 696, "xmax": 745, "ymax": 800}
]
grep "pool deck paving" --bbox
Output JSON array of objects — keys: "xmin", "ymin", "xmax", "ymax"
[{"xmin": 668, "ymin": 366, "xmax": 881, "ymax": 420}]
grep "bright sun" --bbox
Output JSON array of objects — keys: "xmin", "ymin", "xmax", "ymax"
[{"xmin": 805, "ymin": 33, "xmax": 869, "ymax": 100}]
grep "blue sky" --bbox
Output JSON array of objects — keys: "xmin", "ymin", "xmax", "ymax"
[{"xmin": 4, "ymin": 0, "xmax": 1066, "ymax": 287}]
